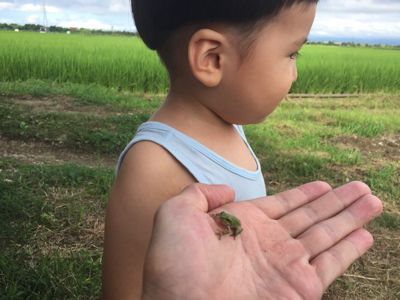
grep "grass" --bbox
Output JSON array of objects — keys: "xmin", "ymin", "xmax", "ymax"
[
  {"xmin": 0, "ymin": 79, "xmax": 164, "ymax": 108},
  {"xmin": 1, "ymin": 31, "xmax": 400, "ymax": 94},
  {"xmin": 0, "ymin": 160, "xmax": 114, "ymax": 299},
  {"xmin": 293, "ymin": 46, "xmax": 400, "ymax": 94},
  {"xmin": 0, "ymin": 80, "xmax": 399, "ymax": 299},
  {"xmin": 0, "ymin": 99, "xmax": 150, "ymax": 154},
  {"xmin": 373, "ymin": 212, "xmax": 400, "ymax": 229},
  {"xmin": 0, "ymin": 32, "xmax": 169, "ymax": 93}
]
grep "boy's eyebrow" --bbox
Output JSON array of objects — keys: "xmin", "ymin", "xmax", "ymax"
[{"xmin": 292, "ymin": 37, "xmax": 309, "ymax": 48}]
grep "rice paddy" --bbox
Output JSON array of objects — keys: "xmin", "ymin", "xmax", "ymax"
[{"xmin": 1, "ymin": 31, "xmax": 399, "ymax": 94}]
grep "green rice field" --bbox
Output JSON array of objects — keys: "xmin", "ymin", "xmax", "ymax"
[{"xmin": 1, "ymin": 31, "xmax": 399, "ymax": 94}]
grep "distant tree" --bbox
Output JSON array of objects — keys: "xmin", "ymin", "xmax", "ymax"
[
  {"xmin": 48, "ymin": 25, "xmax": 67, "ymax": 33},
  {"xmin": 9, "ymin": 23, "xmax": 20, "ymax": 29},
  {"xmin": 0, "ymin": 23, "xmax": 14, "ymax": 30},
  {"xmin": 0, "ymin": 22, "xmax": 139, "ymax": 36}
]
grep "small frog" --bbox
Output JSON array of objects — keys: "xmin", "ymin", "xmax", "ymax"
[{"xmin": 210, "ymin": 211, "xmax": 243, "ymax": 240}]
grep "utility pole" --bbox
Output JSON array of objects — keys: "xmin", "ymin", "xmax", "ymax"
[
  {"xmin": 42, "ymin": 0, "xmax": 48, "ymax": 28},
  {"xmin": 40, "ymin": 0, "xmax": 48, "ymax": 32}
]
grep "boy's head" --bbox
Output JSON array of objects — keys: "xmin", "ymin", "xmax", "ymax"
[
  {"xmin": 132, "ymin": 1, "xmax": 318, "ymax": 125},
  {"xmin": 132, "ymin": 0, "xmax": 318, "ymax": 63}
]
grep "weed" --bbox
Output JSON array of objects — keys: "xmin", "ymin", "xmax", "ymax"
[
  {"xmin": 0, "ymin": 100, "xmax": 150, "ymax": 154},
  {"xmin": 372, "ymin": 212, "xmax": 400, "ymax": 230},
  {"xmin": 0, "ymin": 159, "xmax": 113, "ymax": 298}
]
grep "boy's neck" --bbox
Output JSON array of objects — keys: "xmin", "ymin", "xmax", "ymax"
[
  {"xmin": 149, "ymin": 84, "xmax": 233, "ymax": 134},
  {"xmin": 149, "ymin": 84, "xmax": 259, "ymax": 172}
]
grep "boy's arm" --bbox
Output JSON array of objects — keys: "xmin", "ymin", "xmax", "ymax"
[{"xmin": 101, "ymin": 141, "xmax": 196, "ymax": 300}]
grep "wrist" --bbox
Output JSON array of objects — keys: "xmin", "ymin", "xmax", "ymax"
[
  {"xmin": 140, "ymin": 283, "xmax": 172, "ymax": 300},
  {"xmin": 140, "ymin": 283, "xmax": 202, "ymax": 300}
]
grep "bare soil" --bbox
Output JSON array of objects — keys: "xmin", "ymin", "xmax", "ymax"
[
  {"xmin": 2, "ymin": 94, "xmax": 121, "ymax": 168},
  {"xmin": 0, "ymin": 137, "xmax": 119, "ymax": 168},
  {"xmin": 329, "ymin": 132, "xmax": 400, "ymax": 165},
  {"xmin": 12, "ymin": 94, "xmax": 114, "ymax": 117}
]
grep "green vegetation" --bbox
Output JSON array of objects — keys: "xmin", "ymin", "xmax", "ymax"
[
  {"xmin": 0, "ymin": 29, "xmax": 399, "ymax": 298},
  {"xmin": 306, "ymin": 40, "xmax": 400, "ymax": 50},
  {"xmin": 0, "ymin": 22, "xmax": 138, "ymax": 37},
  {"xmin": 0, "ymin": 160, "xmax": 114, "ymax": 299},
  {"xmin": 1, "ymin": 31, "xmax": 400, "ymax": 94},
  {"xmin": 0, "ymin": 97, "xmax": 150, "ymax": 154},
  {"xmin": 0, "ymin": 83, "xmax": 399, "ymax": 298},
  {"xmin": 0, "ymin": 32, "xmax": 168, "ymax": 93},
  {"xmin": 373, "ymin": 212, "xmax": 400, "ymax": 229},
  {"xmin": 244, "ymin": 98, "xmax": 400, "ymax": 198},
  {"xmin": 293, "ymin": 46, "xmax": 400, "ymax": 94}
]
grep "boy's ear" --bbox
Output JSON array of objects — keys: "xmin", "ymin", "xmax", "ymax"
[{"xmin": 188, "ymin": 29, "xmax": 228, "ymax": 87}]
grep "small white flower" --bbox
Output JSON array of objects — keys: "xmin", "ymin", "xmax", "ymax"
[{"xmin": 4, "ymin": 179, "xmax": 13, "ymax": 183}]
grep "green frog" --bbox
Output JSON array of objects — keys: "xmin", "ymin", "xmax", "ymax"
[{"xmin": 210, "ymin": 211, "xmax": 243, "ymax": 240}]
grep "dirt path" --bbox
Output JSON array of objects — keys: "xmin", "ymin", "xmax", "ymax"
[
  {"xmin": 0, "ymin": 137, "xmax": 119, "ymax": 168},
  {"xmin": 2, "ymin": 94, "xmax": 399, "ymax": 169},
  {"xmin": 2, "ymin": 132, "xmax": 398, "ymax": 170}
]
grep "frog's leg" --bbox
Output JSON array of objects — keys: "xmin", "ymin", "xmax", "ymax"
[
  {"xmin": 215, "ymin": 227, "xmax": 231, "ymax": 240},
  {"xmin": 210, "ymin": 212, "xmax": 222, "ymax": 218},
  {"xmin": 231, "ymin": 227, "xmax": 243, "ymax": 240}
]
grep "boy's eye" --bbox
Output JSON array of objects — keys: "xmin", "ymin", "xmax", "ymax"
[{"xmin": 289, "ymin": 51, "xmax": 301, "ymax": 60}]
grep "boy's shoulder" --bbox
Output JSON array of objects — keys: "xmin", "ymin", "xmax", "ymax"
[{"xmin": 114, "ymin": 140, "xmax": 196, "ymax": 202}]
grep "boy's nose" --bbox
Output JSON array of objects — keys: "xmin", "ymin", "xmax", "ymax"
[{"xmin": 292, "ymin": 65, "xmax": 298, "ymax": 83}]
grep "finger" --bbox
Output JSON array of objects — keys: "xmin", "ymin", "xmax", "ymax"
[
  {"xmin": 299, "ymin": 194, "xmax": 382, "ymax": 260},
  {"xmin": 311, "ymin": 229, "xmax": 374, "ymax": 291},
  {"xmin": 162, "ymin": 183, "xmax": 236, "ymax": 214},
  {"xmin": 250, "ymin": 181, "xmax": 332, "ymax": 219},
  {"xmin": 280, "ymin": 181, "xmax": 372, "ymax": 237}
]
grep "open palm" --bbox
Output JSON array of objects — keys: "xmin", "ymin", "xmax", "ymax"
[{"xmin": 141, "ymin": 182, "xmax": 382, "ymax": 300}]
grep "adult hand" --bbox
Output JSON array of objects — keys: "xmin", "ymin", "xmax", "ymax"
[{"xmin": 141, "ymin": 181, "xmax": 382, "ymax": 300}]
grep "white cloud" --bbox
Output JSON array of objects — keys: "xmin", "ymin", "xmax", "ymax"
[
  {"xmin": 317, "ymin": 0, "xmax": 400, "ymax": 14},
  {"xmin": 58, "ymin": 18, "xmax": 115, "ymax": 30},
  {"xmin": 27, "ymin": 14, "xmax": 39, "ymax": 23},
  {"xmin": 0, "ymin": 2, "xmax": 64, "ymax": 13},
  {"xmin": 316, "ymin": 31, "xmax": 327, "ymax": 36},
  {"xmin": 19, "ymin": 4, "xmax": 41, "ymax": 11},
  {"xmin": 312, "ymin": 1, "xmax": 400, "ymax": 39},
  {"xmin": 0, "ymin": 2, "xmax": 13, "ymax": 10},
  {"xmin": 311, "ymin": 12, "xmax": 400, "ymax": 38},
  {"xmin": 1, "ymin": 0, "xmax": 399, "ymax": 39},
  {"xmin": 108, "ymin": 3, "xmax": 126, "ymax": 13}
]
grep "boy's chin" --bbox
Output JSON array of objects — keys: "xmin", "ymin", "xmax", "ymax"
[
  {"xmin": 236, "ymin": 115, "xmax": 270, "ymax": 126},
  {"xmin": 253, "ymin": 116, "xmax": 269, "ymax": 125}
]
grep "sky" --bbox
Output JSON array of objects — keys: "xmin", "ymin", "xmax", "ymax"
[{"xmin": 1, "ymin": 0, "xmax": 399, "ymax": 45}]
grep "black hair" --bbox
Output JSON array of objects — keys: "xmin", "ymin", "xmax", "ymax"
[{"xmin": 132, "ymin": 0, "xmax": 319, "ymax": 51}]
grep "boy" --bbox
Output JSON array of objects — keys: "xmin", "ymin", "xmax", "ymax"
[{"xmin": 102, "ymin": 0, "xmax": 318, "ymax": 299}]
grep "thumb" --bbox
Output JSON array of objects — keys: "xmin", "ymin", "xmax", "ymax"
[{"xmin": 164, "ymin": 183, "xmax": 236, "ymax": 214}]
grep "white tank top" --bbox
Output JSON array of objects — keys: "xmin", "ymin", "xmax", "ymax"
[{"xmin": 116, "ymin": 122, "xmax": 266, "ymax": 202}]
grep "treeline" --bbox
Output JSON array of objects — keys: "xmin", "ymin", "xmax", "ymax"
[
  {"xmin": 0, "ymin": 23, "xmax": 139, "ymax": 37},
  {"xmin": 306, "ymin": 40, "xmax": 400, "ymax": 49}
]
